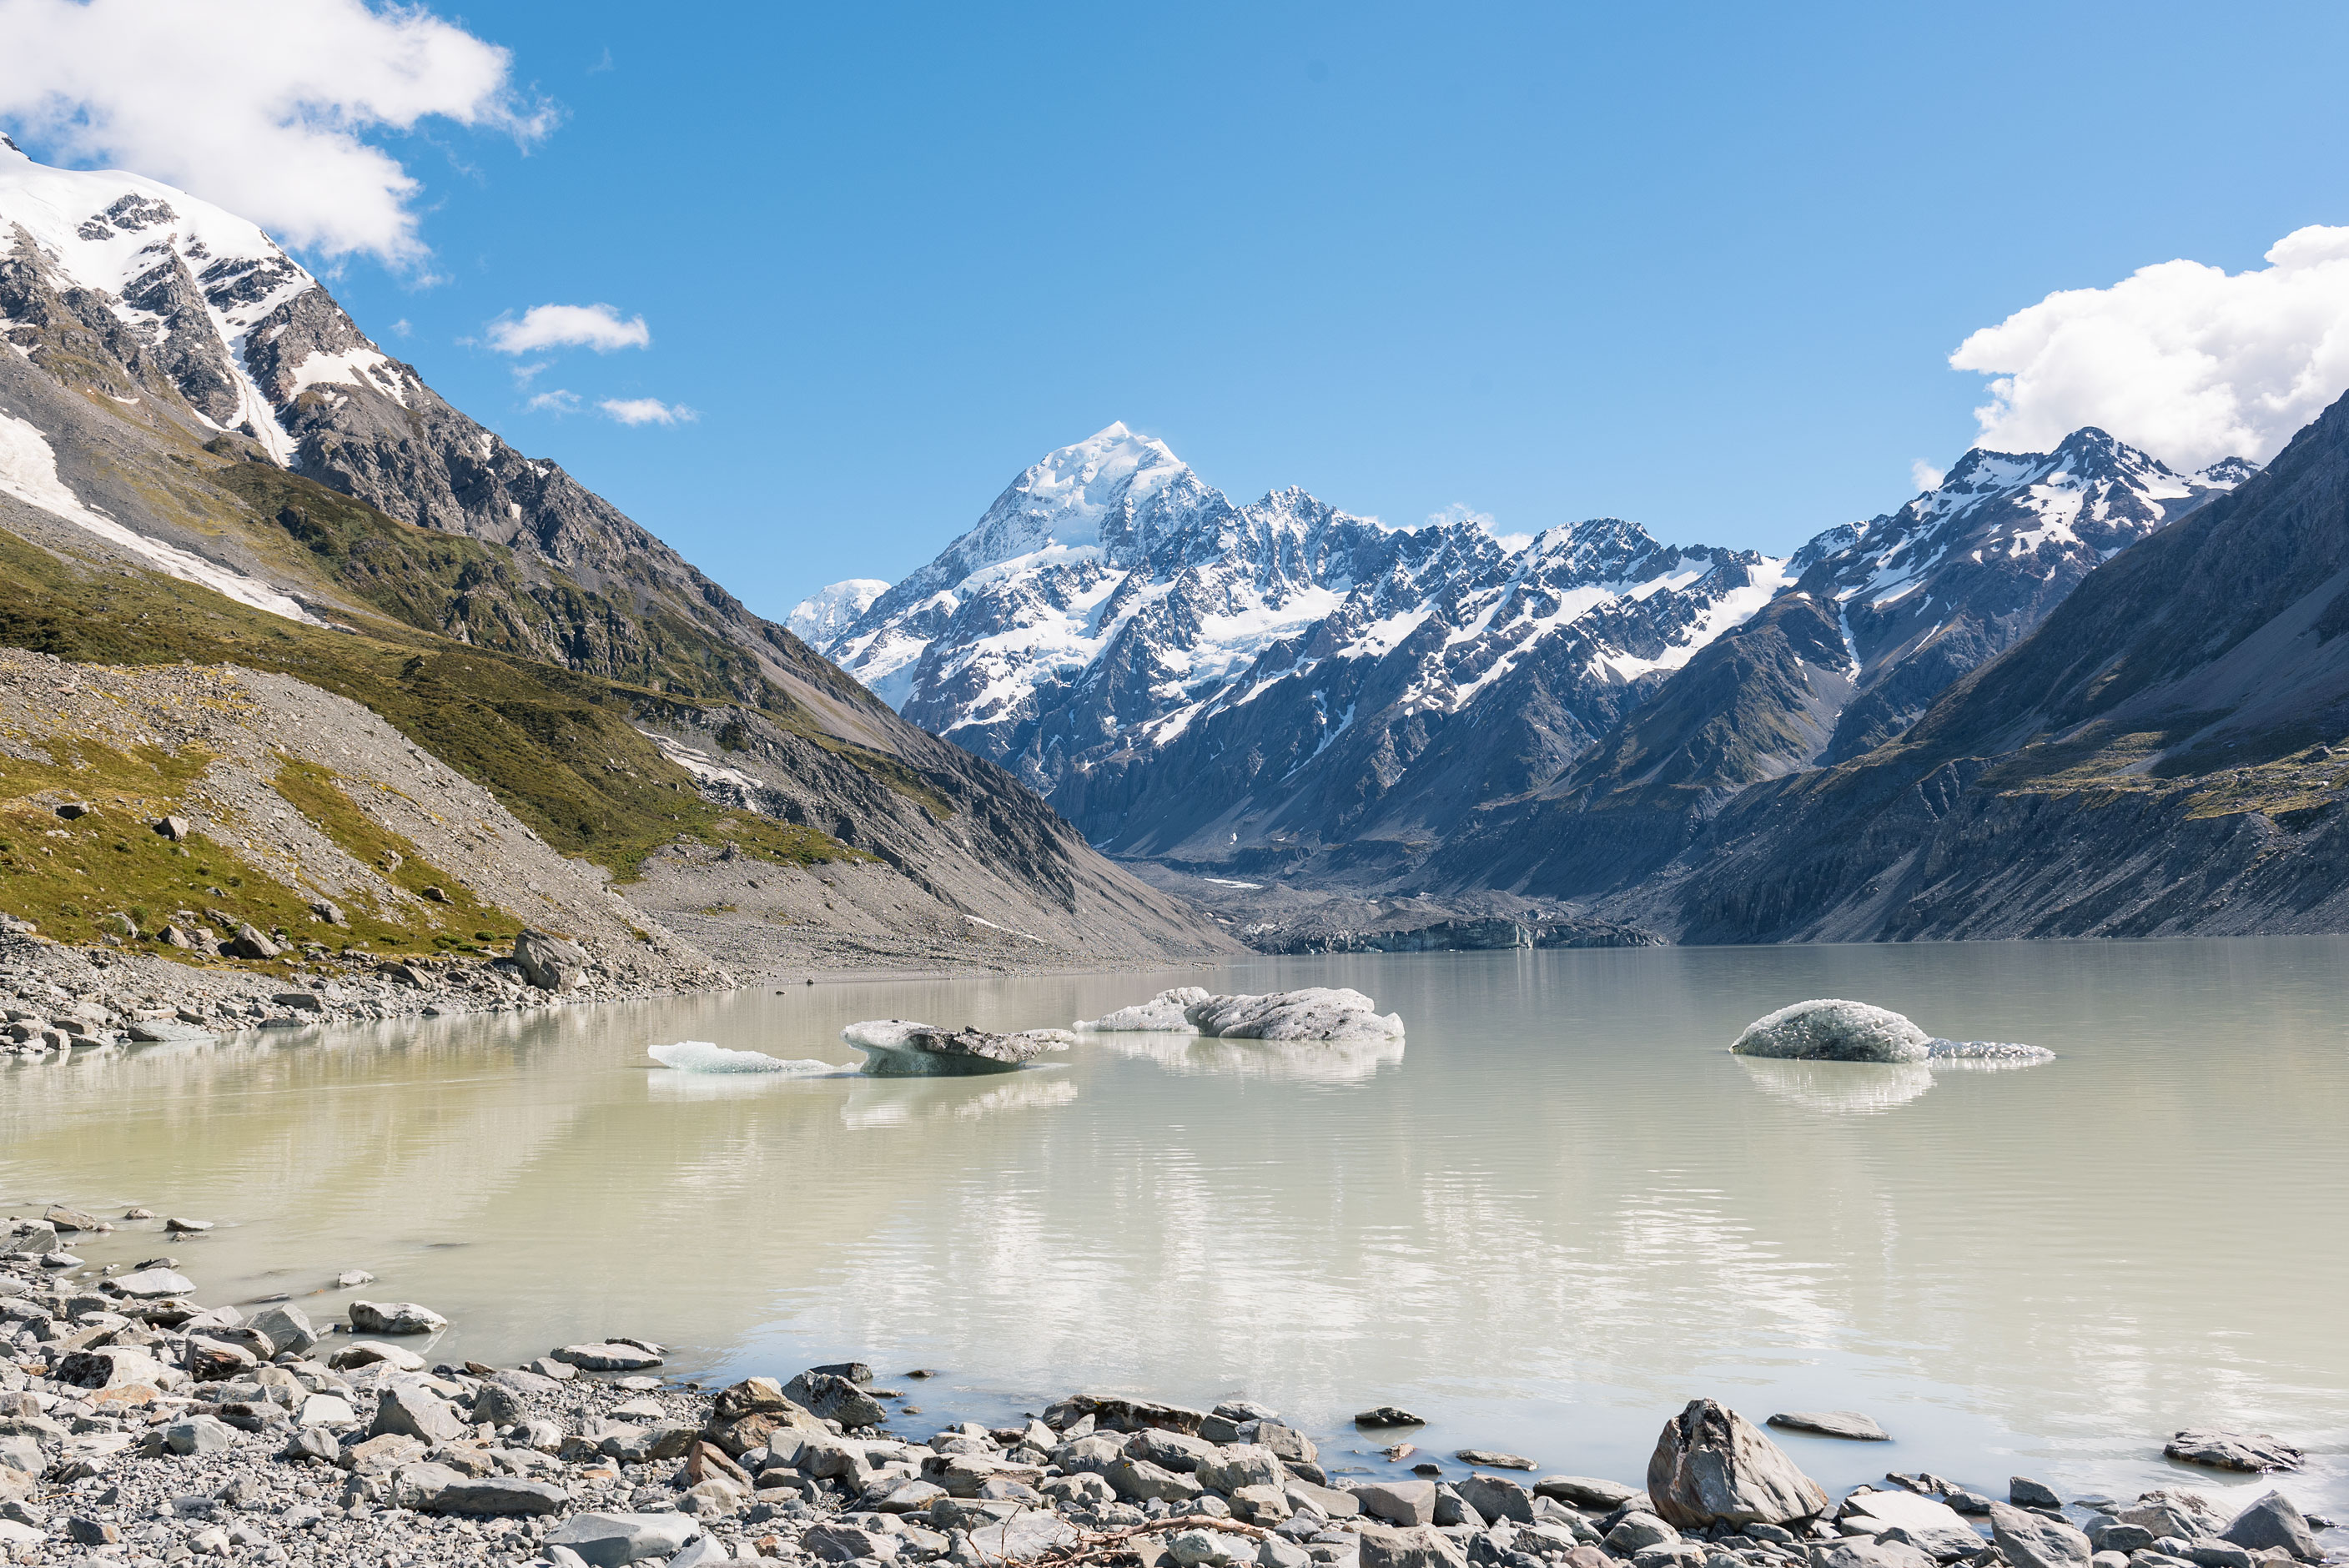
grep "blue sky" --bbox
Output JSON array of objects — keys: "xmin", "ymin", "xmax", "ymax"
[{"xmin": 13, "ymin": 2, "xmax": 2349, "ymax": 621}]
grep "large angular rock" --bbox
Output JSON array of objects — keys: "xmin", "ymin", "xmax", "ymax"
[
  {"xmin": 1197, "ymin": 1443, "xmax": 1285, "ymax": 1493},
  {"xmin": 371, "ymin": 1385, "xmax": 466, "ymax": 1445},
  {"xmin": 330, "ymin": 1340, "xmax": 425, "ymax": 1372},
  {"xmin": 349, "ymin": 1300, "xmax": 447, "ymax": 1335},
  {"xmin": 514, "ymin": 928, "xmax": 591, "ymax": 991},
  {"xmin": 2220, "ymin": 1492, "xmax": 2320, "ymax": 1562},
  {"xmin": 248, "ymin": 1303, "xmax": 318, "ymax": 1358},
  {"xmin": 702, "ymin": 1377, "xmax": 823, "ymax": 1456},
  {"xmin": 545, "ymin": 1512, "xmax": 702, "ymax": 1566},
  {"xmin": 2163, "ymin": 1431, "xmax": 2305, "ymax": 1473},
  {"xmin": 802, "ymin": 1522, "xmax": 903, "ymax": 1561},
  {"xmin": 1987, "ymin": 1502, "xmax": 2092, "ymax": 1568},
  {"xmin": 1046, "ymin": 1394, "xmax": 1210, "ymax": 1435},
  {"xmin": 783, "ymin": 1369, "xmax": 885, "ymax": 1428},
  {"xmin": 164, "ymin": 1415, "xmax": 236, "ymax": 1455},
  {"xmin": 1356, "ymin": 1479, "xmax": 1439, "ymax": 1526},
  {"xmin": 1104, "ymin": 1455, "xmax": 1203, "ymax": 1504},
  {"xmin": 1645, "ymin": 1399, "xmax": 1829, "ymax": 1529},
  {"xmin": 1731, "ymin": 1001, "xmax": 1930, "ymax": 1063},
  {"xmin": 1456, "ymin": 1474, "xmax": 1536, "ymax": 1524}
]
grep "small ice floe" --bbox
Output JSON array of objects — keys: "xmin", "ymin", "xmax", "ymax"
[
  {"xmin": 841, "ymin": 1020, "xmax": 1074, "ymax": 1077},
  {"xmin": 1924, "ymin": 1038, "xmax": 2056, "ymax": 1064},
  {"xmin": 1074, "ymin": 987, "xmax": 1210, "ymax": 1032},
  {"xmin": 1076, "ymin": 986, "xmax": 1404, "ymax": 1043},
  {"xmin": 647, "ymin": 1041, "xmax": 833, "ymax": 1075}
]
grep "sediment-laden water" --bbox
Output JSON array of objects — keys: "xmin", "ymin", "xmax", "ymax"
[{"xmin": 5, "ymin": 939, "xmax": 2344, "ymax": 1510}]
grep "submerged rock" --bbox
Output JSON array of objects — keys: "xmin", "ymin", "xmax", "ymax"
[
  {"xmin": 842, "ymin": 1020, "xmax": 1075, "ymax": 1076},
  {"xmin": 1731, "ymin": 1000, "xmax": 1932, "ymax": 1063},
  {"xmin": 1076, "ymin": 987, "xmax": 1212, "ymax": 1031},
  {"xmin": 1767, "ymin": 1410, "xmax": 1889, "ymax": 1441},
  {"xmin": 1646, "ymin": 1398, "xmax": 1828, "ymax": 1529},
  {"xmin": 1185, "ymin": 988, "xmax": 1405, "ymax": 1043},
  {"xmin": 2163, "ymin": 1430, "xmax": 2304, "ymax": 1472}
]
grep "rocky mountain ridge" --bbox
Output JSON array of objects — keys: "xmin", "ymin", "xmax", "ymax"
[
  {"xmin": 0, "ymin": 143, "xmax": 1234, "ymax": 970},
  {"xmin": 811, "ymin": 421, "xmax": 2250, "ymax": 908}
]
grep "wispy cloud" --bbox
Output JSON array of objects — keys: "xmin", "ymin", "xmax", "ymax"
[
  {"xmin": 485, "ymin": 302, "xmax": 650, "ymax": 355},
  {"xmin": 599, "ymin": 397, "xmax": 694, "ymax": 426},
  {"xmin": 524, "ymin": 389, "xmax": 580, "ymax": 415},
  {"xmin": 0, "ymin": 0, "xmax": 556, "ymax": 268},
  {"xmin": 1910, "ymin": 460, "xmax": 1945, "ymax": 492}
]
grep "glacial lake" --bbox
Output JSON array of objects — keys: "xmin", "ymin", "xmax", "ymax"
[{"xmin": 6, "ymin": 940, "xmax": 2346, "ymax": 1516}]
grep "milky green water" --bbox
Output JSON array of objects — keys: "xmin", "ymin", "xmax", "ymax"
[{"xmin": 4, "ymin": 939, "xmax": 2344, "ymax": 1516}]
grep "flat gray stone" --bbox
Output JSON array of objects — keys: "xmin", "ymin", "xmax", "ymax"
[
  {"xmin": 424, "ymin": 1476, "xmax": 570, "ymax": 1516},
  {"xmin": 1535, "ymin": 1475, "xmax": 1642, "ymax": 1510},
  {"xmin": 544, "ymin": 1512, "xmax": 702, "ymax": 1566},
  {"xmin": 1768, "ymin": 1411, "xmax": 1889, "ymax": 1441},
  {"xmin": 1357, "ymin": 1479, "xmax": 1439, "ymax": 1526},
  {"xmin": 2164, "ymin": 1431, "xmax": 2305, "ymax": 1473},
  {"xmin": 349, "ymin": 1299, "xmax": 447, "ymax": 1335}
]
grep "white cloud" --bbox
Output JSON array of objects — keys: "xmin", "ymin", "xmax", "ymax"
[
  {"xmin": 1426, "ymin": 500, "xmax": 1529, "ymax": 552},
  {"xmin": 1910, "ymin": 460, "xmax": 1945, "ymax": 492},
  {"xmin": 599, "ymin": 397, "xmax": 695, "ymax": 426},
  {"xmin": 486, "ymin": 303, "xmax": 651, "ymax": 355},
  {"xmin": 1952, "ymin": 224, "xmax": 2349, "ymax": 470},
  {"xmin": 0, "ymin": 0, "xmax": 553, "ymax": 268},
  {"xmin": 523, "ymin": 389, "xmax": 579, "ymax": 415}
]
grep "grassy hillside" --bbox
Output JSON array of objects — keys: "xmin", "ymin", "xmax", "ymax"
[{"xmin": 0, "ymin": 522, "xmax": 863, "ymax": 887}]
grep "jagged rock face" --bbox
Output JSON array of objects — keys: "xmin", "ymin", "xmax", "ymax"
[
  {"xmin": 827, "ymin": 424, "xmax": 1788, "ymax": 859},
  {"xmin": 1612, "ymin": 389, "xmax": 2349, "ymax": 944},
  {"xmin": 1644, "ymin": 1399, "xmax": 1828, "ymax": 1530},
  {"xmin": 1794, "ymin": 429, "xmax": 2245, "ymax": 763}
]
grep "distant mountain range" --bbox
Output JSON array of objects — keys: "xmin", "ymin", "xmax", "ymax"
[
  {"xmin": 0, "ymin": 138, "xmax": 1231, "ymax": 965},
  {"xmin": 804, "ymin": 420, "xmax": 2263, "ymax": 925}
]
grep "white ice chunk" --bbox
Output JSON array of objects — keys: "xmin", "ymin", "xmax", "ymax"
[
  {"xmin": 648, "ymin": 1041, "xmax": 832, "ymax": 1075},
  {"xmin": 1074, "ymin": 986, "xmax": 1211, "ymax": 1033},
  {"xmin": 1182, "ymin": 987, "xmax": 1406, "ymax": 1043},
  {"xmin": 842, "ymin": 1019, "xmax": 1074, "ymax": 1076}
]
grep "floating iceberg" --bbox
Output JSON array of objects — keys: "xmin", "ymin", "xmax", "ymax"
[
  {"xmin": 842, "ymin": 1020, "xmax": 1075, "ymax": 1077},
  {"xmin": 1731, "ymin": 999, "xmax": 1932, "ymax": 1063},
  {"xmin": 1185, "ymin": 987, "xmax": 1405, "ymax": 1043},
  {"xmin": 1074, "ymin": 987, "xmax": 1211, "ymax": 1032},
  {"xmin": 648, "ymin": 1041, "xmax": 834, "ymax": 1075}
]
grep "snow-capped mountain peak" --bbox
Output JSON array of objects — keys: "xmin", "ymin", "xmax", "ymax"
[
  {"xmin": 822, "ymin": 426, "xmax": 1787, "ymax": 854},
  {"xmin": 0, "ymin": 141, "xmax": 420, "ymax": 464},
  {"xmin": 786, "ymin": 578, "xmax": 889, "ymax": 644}
]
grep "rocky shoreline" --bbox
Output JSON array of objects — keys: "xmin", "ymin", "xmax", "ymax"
[
  {"xmin": 0, "ymin": 1227, "xmax": 2336, "ymax": 1568},
  {"xmin": 0, "ymin": 929, "xmax": 734, "ymax": 1059}
]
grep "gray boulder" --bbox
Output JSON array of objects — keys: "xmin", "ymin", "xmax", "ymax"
[
  {"xmin": 2163, "ymin": 1431, "xmax": 2304, "ymax": 1472},
  {"xmin": 371, "ymin": 1385, "xmax": 466, "ymax": 1445},
  {"xmin": 1605, "ymin": 1512, "xmax": 1681, "ymax": 1555},
  {"xmin": 551, "ymin": 1342, "xmax": 663, "ymax": 1372},
  {"xmin": 1456, "ymin": 1474, "xmax": 1535, "ymax": 1523},
  {"xmin": 225, "ymin": 922, "xmax": 282, "ymax": 960},
  {"xmin": 1808, "ymin": 1542, "xmax": 1936, "ymax": 1568},
  {"xmin": 108, "ymin": 1266, "xmax": 194, "ymax": 1299},
  {"xmin": 545, "ymin": 1512, "xmax": 702, "ymax": 1566},
  {"xmin": 1358, "ymin": 1524, "xmax": 1469, "ymax": 1568},
  {"xmin": 968, "ymin": 1513, "xmax": 1083, "ymax": 1560},
  {"xmin": 782, "ymin": 1369, "xmax": 884, "ymax": 1428},
  {"xmin": 1646, "ymin": 1399, "xmax": 1829, "ymax": 1528},
  {"xmin": 1536, "ymin": 1476, "xmax": 1642, "ymax": 1510},
  {"xmin": 164, "ymin": 1416, "xmax": 236, "ymax": 1455},
  {"xmin": 2220, "ymin": 1492, "xmax": 2319, "ymax": 1562},
  {"xmin": 1356, "ymin": 1479, "xmax": 1439, "ymax": 1526},
  {"xmin": 1731, "ymin": 1000, "xmax": 1931, "ymax": 1063},
  {"xmin": 249, "ymin": 1304, "xmax": 318, "ymax": 1358},
  {"xmin": 1105, "ymin": 1455, "xmax": 1203, "ymax": 1504},
  {"xmin": 515, "ymin": 929, "xmax": 591, "ymax": 992},
  {"xmin": 349, "ymin": 1300, "xmax": 446, "ymax": 1335},
  {"xmin": 1988, "ymin": 1501, "xmax": 2092, "ymax": 1568}
]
